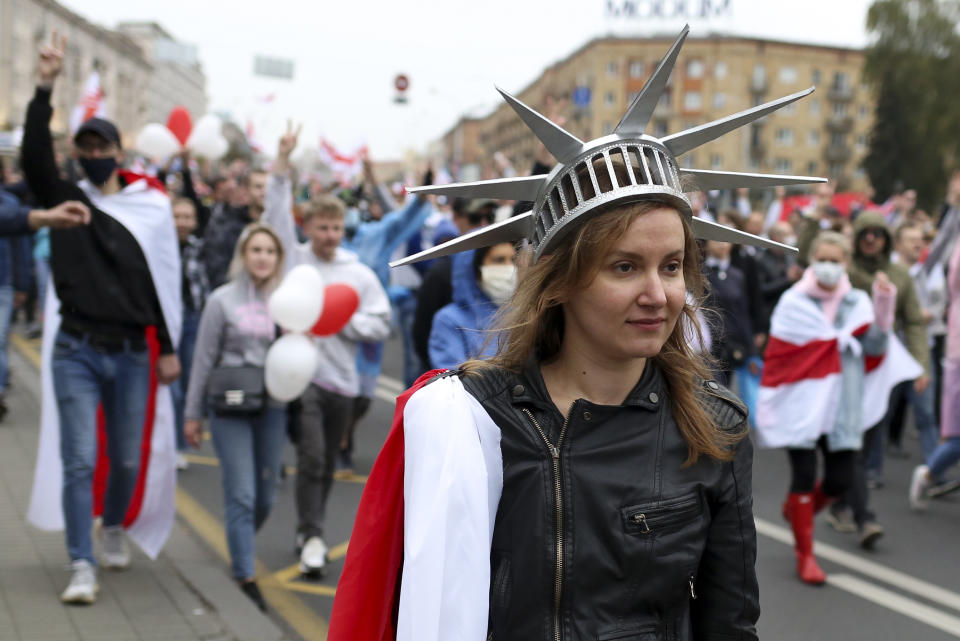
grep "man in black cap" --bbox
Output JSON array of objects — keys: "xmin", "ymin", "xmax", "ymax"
[{"xmin": 21, "ymin": 31, "xmax": 182, "ymax": 605}]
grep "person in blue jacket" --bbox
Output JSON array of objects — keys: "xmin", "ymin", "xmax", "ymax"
[{"xmin": 429, "ymin": 242, "xmax": 517, "ymax": 370}]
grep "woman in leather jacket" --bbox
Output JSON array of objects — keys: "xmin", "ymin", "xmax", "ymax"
[{"xmin": 383, "ymin": 194, "xmax": 760, "ymax": 641}]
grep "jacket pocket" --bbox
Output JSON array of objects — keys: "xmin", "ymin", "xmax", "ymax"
[
  {"xmin": 621, "ymin": 492, "xmax": 703, "ymax": 536},
  {"xmin": 597, "ymin": 623, "xmax": 660, "ymax": 640}
]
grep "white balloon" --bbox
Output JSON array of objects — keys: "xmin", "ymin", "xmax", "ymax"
[
  {"xmin": 268, "ymin": 283, "xmax": 323, "ymax": 333},
  {"xmin": 136, "ymin": 123, "xmax": 180, "ymax": 160},
  {"xmin": 187, "ymin": 114, "xmax": 229, "ymax": 160},
  {"xmin": 286, "ymin": 264, "xmax": 325, "ymax": 294},
  {"xmin": 264, "ymin": 334, "xmax": 318, "ymax": 402}
]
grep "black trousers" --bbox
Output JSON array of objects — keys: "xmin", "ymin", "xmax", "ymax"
[{"xmin": 787, "ymin": 437, "xmax": 856, "ymax": 496}]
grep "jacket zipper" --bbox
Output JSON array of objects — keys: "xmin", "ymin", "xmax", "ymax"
[{"xmin": 521, "ymin": 406, "xmax": 572, "ymax": 641}]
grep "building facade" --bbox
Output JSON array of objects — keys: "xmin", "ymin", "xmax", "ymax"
[
  {"xmin": 0, "ymin": 0, "xmax": 206, "ymax": 151},
  {"xmin": 443, "ymin": 34, "xmax": 870, "ymax": 193},
  {"xmin": 116, "ymin": 22, "xmax": 207, "ymax": 127}
]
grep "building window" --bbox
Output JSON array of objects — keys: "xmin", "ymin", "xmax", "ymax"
[
  {"xmin": 812, "ymin": 69, "xmax": 822, "ymax": 85},
  {"xmin": 775, "ymin": 158, "xmax": 793, "ymax": 173},
  {"xmin": 684, "ymin": 91, "xmax": 702, "ymax": 111},
  {"xmin": 607, "ymin": 61, "xmax": 618, "ymax": 77},
  {"xmin": 829, "ymin": 163, "xmax": 844, "ymax": 176},
  {"xmin": 856, "ymin": 134, "xmax": 867, "ymax": 149},
  {"xmin": 833, "ymin": 71, "xmax": 849, "ymax": 90},
  {"xmin": 753, "ymin": 64, "xmax": 766, "ymax": 85},
  {"xmin": 710, "ymin": 154, "xmax": 723, "ymax": 169},
  {"xmin": 810, "ymin": 99, "xmax": 821, "ymax": 116},
  {"xmin": 627, "ymin": 91, "xmax": 640, "ymax": 105},
  {"xmin": 776, "ymin": 128, "xmax": 795, "ymax": 145},
  {"xmin": 859, "ymin": 104, "xmax": 869, "ymax": 119},
  {"xmin": 682, "ymin": 154, "xmax": 696, "ymax": 169},
  {"xmin": 779, "ymin": 67, "xmax": 797, "ymax": 84},
  {"xmin": 658, "ymin": 92, "xmax": 672, "ymax": 108},
  {"xmin": 808, "ymin": 130, "xmax": 820, "ymax": 146},
  {"xmin": 831, "ymin": 132, "xmax": 846, "ymax": 146},
  {"xmin": 687, "ymin": 59, "xmax": 704, "ymax": 78},
  {"xmin": 749, "ymin": 159, "xmax": 760, "ymax": 171},
  {"xmin": 807, "ymin": 161, "xmax": 817, "ymax": 175},
  {"xmin": 833, "ymin": 102, "xmax": 848, "ymax": 117},
  {"xmin": 629, "ymin": 60, "xmax": 645, "ymax": 78},
  {"xmin": 653, "ymin": 120, "xmax": 668, "ymax": 137},
  {"xmin": 713, "ymin": 92, "xmax": 726, "ymax": 110},
  {"xmin": 605, "ymin": 91, "xmax": 616, "ymax": 107},
  {"xmin": 714, "ymin": 61, "xmax": 728, "ymax": 79}
]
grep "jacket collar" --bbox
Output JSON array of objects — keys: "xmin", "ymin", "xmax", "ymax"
[{"xmin": 510, "ymin": 356, "xmax": 663, "ymax": 412}]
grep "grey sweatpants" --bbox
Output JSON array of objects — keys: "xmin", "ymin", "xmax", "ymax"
[{"xmin": 295, "ymin": 384, "xmax": 354, "ymax": 539}]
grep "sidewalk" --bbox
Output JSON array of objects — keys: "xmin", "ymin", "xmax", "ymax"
[{"xmin": 0, "ymin": 340, "xmax": 290, "ymax": 641}]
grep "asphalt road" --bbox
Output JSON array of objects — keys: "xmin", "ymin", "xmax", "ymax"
[{"xmin": 175, "ymin": 338, "xmax": 960, "ymax": 641}]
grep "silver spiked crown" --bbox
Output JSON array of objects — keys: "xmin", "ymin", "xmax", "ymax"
[{"xmin": 391, "ymin": 26, "xmax": 826, "ymax": 268}]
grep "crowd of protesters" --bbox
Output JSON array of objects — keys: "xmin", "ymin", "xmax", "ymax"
[{"xmin": 0, "ymin": 31, "xmax": 957, "ymax": 613}]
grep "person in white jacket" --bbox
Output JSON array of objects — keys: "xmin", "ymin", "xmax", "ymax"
[{"xmin": 262, "ymin": 125, "xmax": 391, "ymax": 575}]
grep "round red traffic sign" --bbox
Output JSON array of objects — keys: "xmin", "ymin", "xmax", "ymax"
[{"xmin": 395, "ymin": 74, "xmax": 409, "ymax": 92}]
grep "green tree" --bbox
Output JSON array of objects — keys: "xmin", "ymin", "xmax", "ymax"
[{"xmin": 863, "ymin": 0, "xmax": 960, "ymax": 208}]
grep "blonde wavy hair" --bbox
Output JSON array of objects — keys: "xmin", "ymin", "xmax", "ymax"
[{"xmin": 462, "ymin": 200, "xmax": 742, "ymax": 464}]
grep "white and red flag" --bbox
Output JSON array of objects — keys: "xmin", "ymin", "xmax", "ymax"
[
  {"xmin": 318, "ymin": 139, "xmax": 367, "ymax": 186},
  {"xmin": 755, "ymin": 285, "xmax": 922, "ymax": 449},
  {"xmin": 69, "ymin": 71, "xmax": 106, "ymax": 134},
  {"xmin": 27, "ymin": 173, "xmax": 182, "ymax": 559}
]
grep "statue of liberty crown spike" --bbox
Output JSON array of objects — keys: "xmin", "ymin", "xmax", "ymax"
[{"xmin": 391, "ymin": 25, "xmax": 826, "ymax": 268}]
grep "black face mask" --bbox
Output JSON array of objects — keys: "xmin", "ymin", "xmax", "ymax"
[{"xmin": 78, "ymin": 156, "xmax": 118, "ymax": 186}]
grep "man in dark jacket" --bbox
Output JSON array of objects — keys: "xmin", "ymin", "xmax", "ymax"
[
  {"xmin": 202, "ymin": 169, "xmax": 268, "ymax": 288},
  {"xmin": 22, "ymin": 32, "xmax": 181, "ymax": 604}
]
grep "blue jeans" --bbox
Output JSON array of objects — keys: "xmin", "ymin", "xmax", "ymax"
[
  {"xmin": 210, "ymin": 405, "xmax": 287, "ymax": 580},
  {"xmin": 0, "ymin": 285, "xmax": 14, "ymax": 393},
  {"xmin": 171, "ymin": 307, "xmax": 202, "ymax": 452},
  {"xmin": 912, "ymin": 374, "xmax": 939, "ymax": 462},
  {"xmin": 928, "ymin": 437, "xmax": 960, "ymax": 480},
  {"xmin": 52, "ymin": 329, "xmax": 151, "ymax": 564}
]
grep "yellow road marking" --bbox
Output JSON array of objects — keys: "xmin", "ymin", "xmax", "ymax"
[
  {"xmin": 184, "ymin": 454, "xmax": 368, "ymax": 484},
  {"xmin": 10, "ymin": 333, "xmax": 42, "ymax": 369},
  {"xmin": 271, "ymin": 564, "xmax": 339, "ymax": 598},
  {"xmin": 328, "ymin": 541, "xmax": 349, "ymax": 561},
  {"xmin": 176, "ymin": 488, "xmax": 330, "ymax": 640}
]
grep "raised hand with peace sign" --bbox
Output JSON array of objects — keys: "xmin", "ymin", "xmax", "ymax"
[
  {"xmin": 274, "ymin": 120, "xmax": 302, "ymax": 175},
  {"xmin": 38, "ymin": 29, "xmax": 67, "ymax": 89}
]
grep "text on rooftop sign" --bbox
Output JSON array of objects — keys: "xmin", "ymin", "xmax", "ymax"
[{"xmin": 606, "ymin": 0, "xmax": 732, "ymax": 18}]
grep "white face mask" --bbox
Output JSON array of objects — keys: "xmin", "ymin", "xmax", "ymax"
[
  {"xmin": 812, "ymin": 261, "xmax": 845, "ymax": 287},
  {"xmin": 479, "ymin": 264, "xmax": 517, "ymax": 305}
]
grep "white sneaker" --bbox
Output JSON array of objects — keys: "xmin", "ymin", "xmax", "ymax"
[
  {"xmin": 909, "ymin": 465, "xmax": 931, "ymax": 511},
  {"xmin": 299, "ymin": 536, "xmax": 328, "ymax": 576},
  {"xmin": 176, "ymin": 452, "xmax": 189, "ymax": 470},
  {"xmin": 61, "ymin": 560, "xmax": 98, "ymax": 604},
  {"xmin": 100, "ymin": 525, "xmax": 131, "ymax": 570}
]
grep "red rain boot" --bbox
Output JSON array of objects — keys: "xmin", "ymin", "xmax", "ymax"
[
  {"xmin": 787, "ymin": 493, "xmax": 827, "ymax": 585},
  {"xmin": 812, "ymin": 481, "xmax": 833, "ymax": 515}
]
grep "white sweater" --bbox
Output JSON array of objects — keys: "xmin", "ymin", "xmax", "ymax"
[{"xmin": 263, "ymin": 174, "xmax": 391, "ymax": 397}]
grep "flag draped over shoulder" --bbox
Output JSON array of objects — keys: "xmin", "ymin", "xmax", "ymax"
[
  {"xmin": 329, "ymin": 371, "xmax": 503, "ymax": 641},
  {"xmin": 27, "ymin": 175, "xmax": 182, "ymax": 559},
  {"xmin": 756, "ymin": 286, "xmax": 922, "ymax": 449}
]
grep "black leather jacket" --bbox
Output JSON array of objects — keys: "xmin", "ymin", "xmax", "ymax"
[{"xmin": 460, "ymin": 360, "xmax": 759, "ymax": 641}]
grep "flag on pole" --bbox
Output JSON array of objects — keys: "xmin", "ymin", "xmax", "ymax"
[{"xmin": 70, "ymin": 71, "xmax": 106, "ymax": 134}]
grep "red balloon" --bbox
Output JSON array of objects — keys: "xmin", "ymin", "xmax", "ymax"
[
  {"xmin": 311, "ymin": 283, "xmax": 360, "ymax": 336},
  {"xmin": 166, "ymin": 107, "xmax": 192, "ymax": 146}
]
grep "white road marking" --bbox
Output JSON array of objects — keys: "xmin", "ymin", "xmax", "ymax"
[
  {"xmin": 755, "ymin": 517, "xmax": 960, "ymax": 614},
  {"xmin": 374, "ymin": 387, "xmax": 399, "ymax": 404},
  {"xmin": 377, "ymin": 375, "xmax": 405, "ymax": 392},
  {"xmin": 827, "ymin": 574, "xmax": 960, "ymax": 638}
]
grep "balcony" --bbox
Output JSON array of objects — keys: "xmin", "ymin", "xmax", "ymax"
[
  {"xmin": 828, "ymin": 85, "xmax": 854, "ymax": 102},
  {"xmin": 824, "ymin": 143, "xmax": 852, "ymax": 163},
  {"xmin": 826, "ymin": 115, "xmax": 854, "ymax": 131}
]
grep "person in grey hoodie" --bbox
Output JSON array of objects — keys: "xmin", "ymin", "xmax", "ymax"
[
  {"xmin": 263, "ymin": 126, "xmax": 391, "ymax": 576},
  {"xmin": 183, "ymin": 222, "xmax": 286, "ymax": 612}
]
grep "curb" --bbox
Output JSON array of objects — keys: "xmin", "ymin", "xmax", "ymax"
[{"xmin": 9, "ymin": 331, "xmax": 291, "ymax": 641}]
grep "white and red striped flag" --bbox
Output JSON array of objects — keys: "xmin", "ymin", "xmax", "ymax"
[
  {"xmin": 756, "ymin": 285, "xmax": 922, "ymax": 449},
  {"xmin": 318, "ymin": 139, "xmax": 367, "ymax": 186},
  {"xmin": 69, "ymin": 71, "xmax": 106, "ymax": 134}
]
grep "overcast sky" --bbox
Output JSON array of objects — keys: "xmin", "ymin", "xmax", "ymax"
[{"xmin": 63, "ymin": 0, "xmax": 874, "ymax": 160}]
